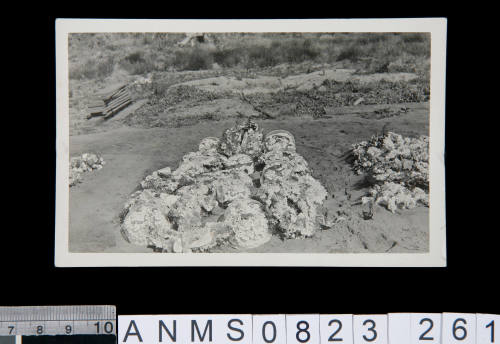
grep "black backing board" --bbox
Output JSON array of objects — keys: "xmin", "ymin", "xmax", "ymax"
[
  {"xmin": 22, "ymin": 336, "xmax": 116, "ymax": 344},
  {"xmin": 2, "ymin": 10, "xmax": 497, "ymax": 317}
]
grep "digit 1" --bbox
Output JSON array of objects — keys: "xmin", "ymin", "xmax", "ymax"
[
  {"xmin": 486, "ymin": 321, "xmax": 495, "ymax": 343},
  {"xmin": 94, "ymin": 322, "xmax": 100, "ymax": 333}
]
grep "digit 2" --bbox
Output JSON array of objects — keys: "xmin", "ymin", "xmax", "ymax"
[
  {"xmin": 328, "ymin": 319, "xmax": 343, "ymax": 342},
  {"xmin": 419, "ymin": 318, "xmax": 434, "ymax": 341}
]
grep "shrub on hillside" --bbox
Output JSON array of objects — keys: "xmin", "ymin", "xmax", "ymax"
[
  {"xmin": 247, "ymin": 44, "xmax": 278, "ymax": 68},
  {"xmin": 69, "ymin": 56, "xmax": 115, "ymax": 80},
  {"xmin": 355, "ymin": 34, "xmax": 390, "ymax": 45},
  {"xmin": 282, "ymin": 39, "xmax": 320, "ymax": 63},
  {"xmin": 337, "ymin": 45, "xmax": 365, "ymax": 61},
  {"xmin": 401, "ymin": 33, "xmax": 429, "ymax": 43},
  {"xmin": 173, "ymin": 48, "xmax": 214, "ymax": 71},
  {"xmin": 120, "ymin": 51, "xmax": 157, "ymax": 75},
  {"xmin": 213, "ymin": 48, "xmax": 243, "ymax": 67},
  {"xmin": 125, "ymin": 51, "xmax": 144, "ymax": 64}
]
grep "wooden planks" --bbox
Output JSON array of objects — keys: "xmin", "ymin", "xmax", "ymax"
[
  {"xmin": 104, "ymin": 99, "xmax": 132, "ymax": 119},
  {"xmin": 87, "ymin": 83, "xmax": 132, "ymax": 119}
]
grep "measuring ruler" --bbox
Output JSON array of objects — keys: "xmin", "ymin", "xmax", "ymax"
[{"xmin": 0, "ymin": 305, "xmax": 116, "ymax": 341}]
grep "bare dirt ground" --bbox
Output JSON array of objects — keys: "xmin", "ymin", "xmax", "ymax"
[
  {"xmin": 67, "ymin": 32, "xmax": 431, "ymax": 254},
  {"xmin": 69, "ymin": 101, "xmax": 429, "ymax": 253}
]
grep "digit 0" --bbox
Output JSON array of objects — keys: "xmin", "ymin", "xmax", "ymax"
[
  {"xmin": 104, "ymin": 322, "xmax": 114, "ymax": 334},
  {"xmin": 262, "ymin": 321, "xmax": 277, "ymax": 343}
]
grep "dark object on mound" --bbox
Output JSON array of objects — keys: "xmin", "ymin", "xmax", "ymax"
[{"xmin": 87, "ymin": 83, "xmax": 132, "ymax": 119}]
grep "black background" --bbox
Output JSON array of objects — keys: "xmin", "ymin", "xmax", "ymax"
[
  {"xmin": 22, "ymin": 336, "xmax": 116, "ymax": 344},
  {"xmin": 2, "ymin": 9, "xmax": 497, "ymax": 317}
]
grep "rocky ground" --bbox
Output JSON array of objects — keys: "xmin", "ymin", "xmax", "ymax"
[
  {"xmin": 68, "ymin": 101, "xmax": 429, "ymax": 253},
  {"xmin": 67, "ymin": 33, "xmax": 431, "ymax": 254},
  {"xmin": 66, "ymin": 31, "xmax": 433, "ymax": 254}
]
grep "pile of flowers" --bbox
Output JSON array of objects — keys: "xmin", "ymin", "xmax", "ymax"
[
  {"xmin": 69, "ymin": 153, "xmax": 105, "ymax": 187},
  {"xmin": 120, "ymin": 119, "xmax": 330, "ymax": 253},
  {"xmin": 351, "ymin": 132, "xmax": 429, "ymax": 212}
]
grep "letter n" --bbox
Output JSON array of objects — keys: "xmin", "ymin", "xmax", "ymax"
[{"xmin": 159, "ymin": 320, "xmax": 177, "ymax": 342}]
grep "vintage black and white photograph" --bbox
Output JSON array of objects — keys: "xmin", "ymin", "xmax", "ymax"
[{"xmin": 55, "ymin": 19, "xmax": 446, "ymax": 266}]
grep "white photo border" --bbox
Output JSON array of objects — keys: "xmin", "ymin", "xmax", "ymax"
[{"xmin": 55, "ymin": 18, "xmax": 447, "ymax": 267}]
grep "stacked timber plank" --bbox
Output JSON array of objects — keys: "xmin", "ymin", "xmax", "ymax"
[{"xmin": 87, "ymin": 83, "xmax": 132, "ymax": 119}]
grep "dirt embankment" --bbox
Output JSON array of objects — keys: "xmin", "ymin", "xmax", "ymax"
[
  {"xmin": 176, "ymin": 69, "xmax": 419, "ymax": 94},
  {"xmin": 120, "ymin": 69, "xmax": 428, "ymax": 130},
  {"xmin": 70, "ymin": 67, "xmax": 429, "ymax": 135}
]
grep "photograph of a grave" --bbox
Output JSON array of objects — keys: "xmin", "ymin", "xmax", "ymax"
[{"xmin": 55, "ymin": 19, "xmax": 446, "ymax": 266}]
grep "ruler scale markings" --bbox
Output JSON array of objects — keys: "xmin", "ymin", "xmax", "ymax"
[{"xmin": 0, "ymin": 306, "xmax": 116, "ymax": 336}]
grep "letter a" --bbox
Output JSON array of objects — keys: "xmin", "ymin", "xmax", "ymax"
[{"xmin": 123, "ymin": 320, "xmax": 143, "ymax": 342}]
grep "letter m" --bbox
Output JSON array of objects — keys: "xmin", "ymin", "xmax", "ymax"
[{"xmin": 191, "ymin": 320, "xmax": 212, "ymax": 342}]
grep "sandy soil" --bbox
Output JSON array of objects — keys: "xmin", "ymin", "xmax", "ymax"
[{"xmin": 69, "ymin": 101, "xmax": 429, "ymax": 253}]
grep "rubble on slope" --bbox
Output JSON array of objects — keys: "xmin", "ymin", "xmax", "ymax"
[
  {"xmin": 120, "ymin": 119, "xmax": 329, "ymax": 252},
  {"xmin": 362, "ymin": 182, "xmax": 428, "ymax": 213},
  {"xmin": 217, "ymin": 119, "xmax": 263, "ymax": 158},
  {"xmin": 223, "ymin": 198, "xmax": 271, "ymax": 249},
  {"xmin": 69, "ymin": 153, "xmax": 105, "ymax": 187},
  {"xmin": 120, "ymin": 189, "xmax": 180, "ymax": 249},
  {"xmin": 352, "ymin": 132, "xmax": 429, "ymax": 212},
  {"xmin": 257, "ymin": 134, "xmax": 328, "ymax": 238}
]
